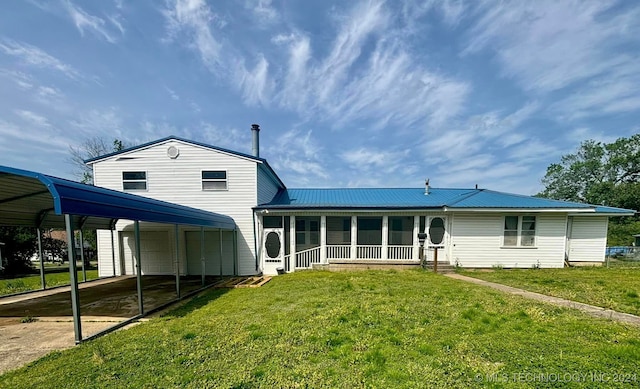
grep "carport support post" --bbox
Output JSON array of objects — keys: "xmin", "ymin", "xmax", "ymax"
[
  {"xmin": 233, "ymin": 229, "xmax": 238, "ymax": 276},
  {"xmin": 36, "ymin": 228, "xmax": 46, "ymax": 290},
  {"xmin": 134, "ymin": 221, "xmax": 144, "ymax": 315},
  {"xmin": 201, "ymin": 227, "xmax": 205, "ymax": 286},
  {"xmin": 219, "ymin": 229, "xmax": 223, "ymax": 276},
  {"xmin": 175, "ymin": 224, "xmax": 180, "ymax": 298},
  {"xmin": 110, "ymin": 229, "xmax": 116, "ymax": 277},
  {"xmin": 65, "ymin": 214, "xmax": 82, "ymax": 343},
  {"xmin": 79, "ymin": 229, "xmax": 87, "ymax": 282}
]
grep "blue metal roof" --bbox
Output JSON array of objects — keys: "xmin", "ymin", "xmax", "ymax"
[
  {"xmin": 84, "ymin": 135, "xmax": 285, "ymax": 189},
  {"xmin": 257, "ymin": 188, "xmax": 636, "ymax": 214},
  {"xmin": 0, "ymin": 165, "xmax": 236, "ymax": 230}
]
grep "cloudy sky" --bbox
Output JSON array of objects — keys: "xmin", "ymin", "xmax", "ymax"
[{"xmin": 1, "ymin": 0, "xmax": 638, "ymax": 194}]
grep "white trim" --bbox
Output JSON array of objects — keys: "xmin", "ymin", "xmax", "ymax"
[
  {"xmin": 445, "ymin": 207, "xmax": 596, "ymax": 213},
  {"xmin": 201, "ymin": 169, "xmax": 228, "ymax": 191},
  {"xmin": 122, "ymin": 170, "xmax": 148, "ymax": 192}
]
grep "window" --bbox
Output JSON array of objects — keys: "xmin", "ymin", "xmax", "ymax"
[
  {"xmin": 295, "ymin": 217, "xmax": 320, "ymax": 251},
  {"xmin": 202, "ymin": 171, "xmax": 227, "ymax": 190},
  {"xmin": 503, "ymin": 216, "xmax": 536, "ymax": 247},
  {"xmin": 327, "ymin": 216, "xmax": 351, "ymax": 245},
  {"xmin": 122, "ymin": 171, "xmax": 146, "ymax": 191},
  {"xmin": 357, "ymin": 217, "xmax": 382, "ymax": 245},
  {"xmin": 389, "ymin": 216, "xmax": 413, "ymax": 245},
  {"xmin": 263, "ymin": 216, "xmax": 282, "ymax": 228}
]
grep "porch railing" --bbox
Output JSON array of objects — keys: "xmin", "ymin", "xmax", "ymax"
[
  {"xmin": 356, "ymin": 245, "xmax": 382, "ymax": 259},
  {"xmin": 387, "ymin": 245, "xmax": 413, "ymax": 260},
  {"xmin": 326, "ymin": 245, "xmax": 351, "ymax": 260},
  {"xmin": 295, "ymin": 246, "xmax": 322, "ymax": 269}
]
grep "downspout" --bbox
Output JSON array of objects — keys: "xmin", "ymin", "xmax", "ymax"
[{"xmin": 253, "ymin": 211, "xmax": 259, "ymax": 272}]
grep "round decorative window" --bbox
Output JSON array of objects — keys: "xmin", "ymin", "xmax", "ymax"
[
  {"xmin": 429, "ymin": 217, "xmax": 445, "ymax": 245},
  {"xmin": 167, "ymin": 146, "xmax": 180, "ymax": 159},
  {"xmin": 265, "ymin": 231, "xmax": 281, "ymax": 258}
]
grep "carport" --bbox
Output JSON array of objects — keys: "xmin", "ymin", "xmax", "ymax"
[{"xmin": 0, "ymin": 165, "xmax": 236, "ymax": 343}]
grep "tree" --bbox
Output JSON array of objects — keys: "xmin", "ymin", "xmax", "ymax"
[
  {"xmin": 0, "ymin": 227, "xmax": 37, "ymax": 276},
  {"xmin": 69, "ymin": 137, "xmax": 129, "ymax": 184},
  {"xmin": 538, "ymin": 134, "xmax": 640, "ymax": 245}
]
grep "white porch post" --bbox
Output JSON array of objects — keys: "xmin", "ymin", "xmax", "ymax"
[
  {"xmin": 382, "ymin": 216, "xmax": 389, "ymax": 260},
  {"xmin": 350, "ymin": 216, "xmax": 357, "ymax": 260},
  {"xmin": 320, "ymin": 215, "xmax": 327, "ymax": 264},
  {"xmin": 289, "ymin": 216, "xmax": 296, "ymax": 271},
  {"xmin": 412, "ymin": 216, "xmax": 419, "ymax": 260}
]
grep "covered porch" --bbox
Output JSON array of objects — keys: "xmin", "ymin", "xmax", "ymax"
[{"xmin": 258, "ymin": 213, "xmax": 449, "ymax": 274}]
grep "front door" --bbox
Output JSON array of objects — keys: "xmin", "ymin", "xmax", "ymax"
[
  {"xmin": 263, "ymin": 228, "xmax": 283, "ymax": 275},
  {"xmin": 427, "ymin": 217, "xmax": 449, "ymax": 263}
]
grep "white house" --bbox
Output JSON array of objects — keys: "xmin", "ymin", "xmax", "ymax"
[{"xmin": 87, "ymin": 126, "xmax": 635, "ymax": 276}]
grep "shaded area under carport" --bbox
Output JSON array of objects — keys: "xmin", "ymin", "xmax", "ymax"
[
  {"xmin": 0, "ymin": 276, "xmax": 219, "ymax": 320},
  {"xmin": 0, "ymin": 275, "xmax": 229, "ymax": 374}
]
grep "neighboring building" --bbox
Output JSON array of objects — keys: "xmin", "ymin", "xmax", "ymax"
[{"xmin": 87, "ymin": 127, "xmax": 635, "ymax": 276}]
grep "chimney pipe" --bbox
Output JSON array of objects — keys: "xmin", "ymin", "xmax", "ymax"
[
  {"xmin": 251, "ymin": 124, "xmax": 260, "ymax": 158},
  {"xmin": 424, "ymin": 179, "xmax": 430, "ymax": 195}
]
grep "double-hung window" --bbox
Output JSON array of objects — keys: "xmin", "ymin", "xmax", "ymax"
[
  {"xmin": 503, "ymin": 216, "xmax": 536, "ymax": 247},
  {"xmin": 202, "ymin": 171, "xmax": 227, "ymax": 190},
  {"xmin": 122, "ymin": 171, "xmax": 147, "ymax": 191}
]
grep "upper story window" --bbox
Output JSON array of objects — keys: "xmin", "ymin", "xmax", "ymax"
[
  {"xmin": 202, "ymin": 171, "xmax": 227, "ymax": 190},
  {"xmin": 122, "ymin": 171, "xmax": 147, "ymax": 191},
  {"xmin": 503, "ymin": 215, "xmax": 536, "ymax": 247}
]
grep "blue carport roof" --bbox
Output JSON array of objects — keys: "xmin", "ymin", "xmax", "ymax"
[
  {"xmin": 0, "ymin": 165, "xmax": 235, "ymax": 230},
  {"xmin": 257, "ymin": 188, "xmax": 635, "ymax": 214}
]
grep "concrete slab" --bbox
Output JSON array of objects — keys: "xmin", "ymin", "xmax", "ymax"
[{"xmin": 0, "ymin": 275, "xmax": 219, "ymax": 374}]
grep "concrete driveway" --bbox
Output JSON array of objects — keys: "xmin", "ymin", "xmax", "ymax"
[{"xmin": 0, "ymin": 276, "xmax": 213, "ymax": 374}]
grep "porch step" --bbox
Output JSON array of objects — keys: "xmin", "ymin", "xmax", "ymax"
[
  {"xmin": 327, "ymin": 260, "xmax": 422, "ymax": 272},
  {"xmin": 424, "ymin": 263, "xmax": 456, "ymax": 274}
]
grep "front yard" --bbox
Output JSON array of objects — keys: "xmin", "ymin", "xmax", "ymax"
[
  {"xmin": 0, "ymin": 266, "xmax": 99, "ymax": 296},
  {"xmin": 1, "ymin": 270, "xmax": 638, "ymax": 388},
  {"xmin": 460, "ymin": 259, "xmax": 640, "ymax": 316}
]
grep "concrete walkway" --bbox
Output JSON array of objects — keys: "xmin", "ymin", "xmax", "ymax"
[{"xmin": 446, "ymin": 273, "xmax": 640, "ymax": 327}]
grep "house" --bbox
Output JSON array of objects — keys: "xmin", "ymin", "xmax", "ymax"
[{"xmin": 87, "ymin": 126, "xmax": 635, "ymax": 276}]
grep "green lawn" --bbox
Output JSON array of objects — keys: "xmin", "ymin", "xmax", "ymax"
[
  {"xmin": 0, "ymin": 267, "xmax": 99, "ymax": 296},
  {"xmin": 460, "ymin": 260, "xmax": 640, "ymax": 316},
  {"xmin": 1, "ymin": 270, "xmax": 639, "ymax": 388}
]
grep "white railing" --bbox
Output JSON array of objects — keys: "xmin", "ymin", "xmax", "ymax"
[
  {"xmin": 327, "ymin": 245, "xmax": 351, "ymax": 259},
  {"xmin": 284, "ymin": 254, "xmax": 291, "ymax": 272},
  {"xmin": 295, "ymin": 246, "xmax": 322, "ymax": 269},
  {"xmin": 357, "ymin": 245, "xmax": 382, "ymax": 259},
  {"xmin": 387, "ymin": 245, "xmax": 413, "ymax": 260}
]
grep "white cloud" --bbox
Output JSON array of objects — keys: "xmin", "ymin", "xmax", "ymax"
[
  {"xmin": 63, "ymin": 0, "xmax": 118, "ymax": 43},
  {"xmin": 14, "ymin": 109, "xmax": 51, "ymax": 128},
  {"xmin": 463, "ymin": 0, "xmax": 640, "ymax": 123},
  {"xmin": 266, "ymin": 129, "xmax": 329, "ymax": 185},
  {"xmin": 235, "ymin": 55, "xmax": 274, "ymax": 107},
  {"xmin": 0, "ymin": 69, "xmax": 34, "ymax": 89},
  {"xmin": 164, "ymin": 86, "xmax": 180, "ymax": 101},
  {"xmin": 68, "ymin": 108, "xmax": 124, "ymax": 138},
  {"xmin": 244, "ymin": 0, "xmax": 279, "ymax": 23},
  {"xmin": 163, "ymin": 0, "xmax": 224, "ymax": 72},
  {"xmin": 0, "ymin": 38, "xmax": 81, "ymax": 79}
]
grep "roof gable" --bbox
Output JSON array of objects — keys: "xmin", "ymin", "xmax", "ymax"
[{"xmin": 85, "ymin": 135, "xmax": 286, "ymax": 189}]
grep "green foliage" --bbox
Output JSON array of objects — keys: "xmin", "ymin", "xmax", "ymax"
[
  {"xmin": 0, "ymin": 227, "xmax": 37, "ymax": 276},
  {"xmin": 538, "ymin": 134, "xmax": 640, "ymax": 243},
  {"xmin": 462, "ymin": 263, "xmax": 640, "ymax": 315},
  {"xmin": 0, "ymin": 270, "xmax": 99, "ymax": 295},
  {"xmin": 1, "ymin": 271, "xmax": 639, "ymax": 387}
]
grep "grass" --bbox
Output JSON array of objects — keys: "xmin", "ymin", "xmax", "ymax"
[
  {"xmin": 1, "ymin": 270, "xmax": 639, "ymax": 388},
  {"xmin": 0, "ymin": 268, "xmax": 99, "ymax": 296},
  {"xmin": 460, "ymin": 260, "xmax": 640, "ymax": 316}
]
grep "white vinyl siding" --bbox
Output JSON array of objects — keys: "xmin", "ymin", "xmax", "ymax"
[
  {"xmin": 257, "ymin": 165, "xmax": 281, "ymax": 205},
  {"xmin": 567, "ymin": 216, "xmax": 608, "ymax": 263},
  {"xmin": 451, "ymin": 213, "xmax": 566, "ymax": 268},
  {"xmin": 120, "ymin": 231, "xmax": 173, "ymax": 275},
  {"xmin": 93, "ymin": 140, "xmax": 258, "ymax": 275}
]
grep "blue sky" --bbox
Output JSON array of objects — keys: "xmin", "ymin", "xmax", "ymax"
[{"xmin": 0, "ymin": 0, "xmax": 638, "ymax": 194}]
